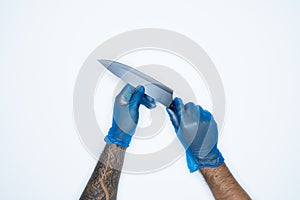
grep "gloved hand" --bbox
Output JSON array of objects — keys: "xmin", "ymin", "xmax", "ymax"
[
  {"xmin": 105, "ymin": 84, "xmax": 156, "ymax": 147},
  {"xmin": 167, "ymin": 97, "xmax": 224, "ymax": 172}
]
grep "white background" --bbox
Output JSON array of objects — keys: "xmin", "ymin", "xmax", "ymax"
[{"xmin": 1, "ymin": 0, "xmax": 300, "ymax": 199}]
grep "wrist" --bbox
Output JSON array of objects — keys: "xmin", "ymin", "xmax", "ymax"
[
  {"xmin": 106, "ymin": 143, "xmax": 127, "ymax": 151},
  {"xmin": 199, "ymin": 162, "xmax": 225, "ymax": 174}
]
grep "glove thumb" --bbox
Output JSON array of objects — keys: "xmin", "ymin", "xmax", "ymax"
[
  {"xmin": 130, "ymin": 85, "xmax": 145, "ymax": 110},
  {"xmin": 166, "ymin": 108, "xmax": 179, "ymax": 131}
]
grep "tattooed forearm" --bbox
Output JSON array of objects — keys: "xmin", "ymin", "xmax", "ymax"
[
  {"xmin": 200, "ymin": 163, "xmax": 251, "ymax": 200},
  {"xmin": 80, "ymin": 144, "xmax": 126, "ymax": 200}
]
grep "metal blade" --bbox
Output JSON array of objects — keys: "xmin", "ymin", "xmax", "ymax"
[{"xmin": 98, "ymin": 59, "xmax": 173, "ymax": 107}]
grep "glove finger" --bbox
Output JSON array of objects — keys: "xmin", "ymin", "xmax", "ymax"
[
  {"xmin": 130, "ymin": 85, "xmax": 145, "ymax": 109},
  {"xmin": 184, "ymin": 102, "xmax": 195, "ymax": 110},
  {"xmin": 202, "ymin": 109, "xmax": 212, "ymax": 120},
  {"xmin": 141, "ymin": 94, "xmax": 156, "ymax": 109},
  {"xmin": 173, "ymin": 97, "xmax": 185, "ymax": 118},
  {"xmin": 166, "ymin": 107, "xmax": 179, "ymax": 130},
  {"xmin": 117, "ymin": 84, "xmax": 135, "ymax": 103}
]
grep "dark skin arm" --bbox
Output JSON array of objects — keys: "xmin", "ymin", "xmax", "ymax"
[
  {"xmin": 200, "ymin": 163, "xmax": 251, "ymax": 200},
  {"xmin": 80, "ymin": 144, "xmax": 125, "ymax": 200}
]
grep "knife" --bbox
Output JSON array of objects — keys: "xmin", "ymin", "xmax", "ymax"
[{"xmin": 98, "ymin": 59, "xmax": 175, "ymax": 111}]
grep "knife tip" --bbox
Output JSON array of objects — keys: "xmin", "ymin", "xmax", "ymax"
[
  {"xmin": 97, "ymin": 59, "xmax": 106, "ymax": 64},
  {"xmin": 97, "ymin": 59, "xmax": 113, "ymax": 68}
]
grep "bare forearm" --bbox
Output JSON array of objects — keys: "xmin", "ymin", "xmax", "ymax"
[
  {"xmin": 80, "ymin": 144, "xmax": 126, "ymax": 200},
  {"xmin": 200, "ymin": 163, "xmax": 250, "ymax": 200}
]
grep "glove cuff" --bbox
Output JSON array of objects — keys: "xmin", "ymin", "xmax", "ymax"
[
  {"xmin": 186, "ymin": 148, "xmax": 225, "ymax": 173},
  {"xmin": 104, "ymin": 126, "xmax": 133, "ymax": 147}
]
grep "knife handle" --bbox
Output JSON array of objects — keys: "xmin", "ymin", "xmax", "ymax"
[{"xmin": 168, "ymin": 101, "xmax": 175, "ymax": 112}]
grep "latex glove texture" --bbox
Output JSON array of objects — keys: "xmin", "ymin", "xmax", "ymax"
[
  {"xmin": 105, "ymin": 84, "xmax": 156, "ymax": 147},
  {"xmin": 167, "ymin": 98, "xmax": 224, "ymax": 172}
]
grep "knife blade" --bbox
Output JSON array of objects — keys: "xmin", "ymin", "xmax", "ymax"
[{"xmin": 98, "ymin": 59, "xmax": 175, "ymax": 110}]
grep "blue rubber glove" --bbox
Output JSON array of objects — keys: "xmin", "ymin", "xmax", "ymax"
[
  {"xmin": 167, "ymin": 97, "xmax": 224, "ymax": 172},
  {"xmin": 105, "ymin": 84, "xmax": 156, "ymax": 147}
]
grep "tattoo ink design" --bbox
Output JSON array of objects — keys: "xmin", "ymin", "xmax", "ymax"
[{"xmin": 80, "ymin": 144, "xmax": 126, "ymax": 200}]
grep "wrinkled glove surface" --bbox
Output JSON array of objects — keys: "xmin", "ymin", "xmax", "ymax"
[
  {"xmin": 105, "ymin": 84, "xmax": 156, "ymax": 147},
  {"xmin": 167, "ymin": 97, "xmax": 224, "ymax": 172}
]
